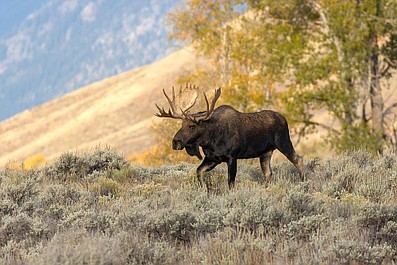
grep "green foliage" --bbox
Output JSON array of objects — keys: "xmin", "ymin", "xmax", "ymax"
[
  {"xmin": 328, "ymin": 122, "xmax": 384, "ymax": 153},
  {"xmin": 1, "ymin": 149, "xmax": 397, "ymax": 264},
  {"xmin": 167, "ymin": 0, "xmax": 397, "ymax": 153}
]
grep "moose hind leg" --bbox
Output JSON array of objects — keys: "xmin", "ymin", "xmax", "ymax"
[
  {"xmin": 227, "ymin": 158, "xmax": 237, "ymax": 189},
  {"xmin": 260, "ymin": 151, "xmax": 273, "ymax": 185},
  {"xmin": 197, "ymin": 158, "xmax": 219, "ymax": 189},
  {"xmin": 278, "ymin": 137, "xmax": 305, "ymax": 181}
]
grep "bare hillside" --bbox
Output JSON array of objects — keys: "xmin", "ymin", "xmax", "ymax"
[{"xmin": 0, "ymin": 47, "xmax": 205, "ymax": 166}]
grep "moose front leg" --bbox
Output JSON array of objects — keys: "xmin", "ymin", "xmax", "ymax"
[
  {"xmin": 227, "ymin": 158, "xmax": 237, "ymax": 189},
  {"xmin": 197, "ymin": 158, "xmax": 219, "ymax": 189}
]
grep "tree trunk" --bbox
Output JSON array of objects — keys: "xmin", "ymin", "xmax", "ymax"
[
  {"xmin": 370, "ymin": 46, "xmax": 385, "ymax": 153},
  {"xmin": 369, "ymin": 0, "xmax": 386, "ymax": 153}
]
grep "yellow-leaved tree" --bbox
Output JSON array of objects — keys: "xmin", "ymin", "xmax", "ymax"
[{"xmin": 166, "ymin": 0, "xmax": 397, "ymax": 154}]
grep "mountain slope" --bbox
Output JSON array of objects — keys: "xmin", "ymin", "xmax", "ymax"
[
  {"xmin": 0, "ymin": 0, "xmax": 182, "ymax": 121},
  {"xmin": 0, "ymin": 47, "xmax": 205, "ymax": 166}
]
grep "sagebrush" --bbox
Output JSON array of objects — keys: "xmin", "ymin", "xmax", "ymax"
[{"xmin": 1, "ymin": 149, "xmax": 396, "ymax": 264}]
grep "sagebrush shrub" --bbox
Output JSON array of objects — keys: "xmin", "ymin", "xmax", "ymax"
[
  {"xmin": 1, "ymin": 169, "xmax": 40, "ymax": 207},
  {"xmin": 281, "ymin": 214, "xmax": 327, "ymax": 241},
  {"xmin": 0, "ymin": 213, "xmax": 44, "ymax": 247},
  {"xmin": 355, "ymin": 203, "xmax": 397, "ymax": 229},
  {"xmin": 142, "ymin": 208, "xmax": 197, "ymax": 243},
  {"xmin": 282, "ymin": 187, "xmax": 324, "ymax": 218},
  {"xmin": 1, "ymin": 149, "xmax": 397, "ymax": 264},
  {"xmin": 45, "ymin": 152, "xmax": 86, "ymax": 180},
  {"xmin": 45, "ymin": 148, "xmax": 127, "ymax": 181},
  {"xmin": 377, "ymin": 221, "xmax": 397, "ymax": 247},
  {"xmin": 332, "ymin": 240, "xmax": 396, "ymax": 264},
  {"xmin": 83, "ymin": 148, "xmax": 127, "ymax": 174},
  {"xmin": 91, "ymin": 176, "xmax": 121, "ymax": 197}
]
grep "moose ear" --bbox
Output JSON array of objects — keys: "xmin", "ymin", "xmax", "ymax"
[{"xmin": 185, "ymin": 143, "xmax": 203, "ymax": 160}]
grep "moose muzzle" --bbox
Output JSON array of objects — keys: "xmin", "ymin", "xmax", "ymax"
[{"xmin": 172, "ymin": 139, "xmax": 185, "ymax": 150}]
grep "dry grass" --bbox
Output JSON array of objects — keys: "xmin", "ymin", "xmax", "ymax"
[{"xmin": 1, "ymin": 148, "xmax": 397, "ymax": 264}]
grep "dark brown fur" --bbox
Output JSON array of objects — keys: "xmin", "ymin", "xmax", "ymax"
[{"xmin": 172, "ymin": 105, "xmax": 304, "ymax": 189}]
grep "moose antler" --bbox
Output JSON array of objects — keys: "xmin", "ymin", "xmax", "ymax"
[
  {"xmin": 195, "ymin": 88, "xmax": 221, "ymax": 122},
  {"xmin": 155, "ymin": 84, "xmax": 199, "ymax": 120},
  {"xmin": 155, "ymin": 84, "xmax": 221, "ymax": 123}
]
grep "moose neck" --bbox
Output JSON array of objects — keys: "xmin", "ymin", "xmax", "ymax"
[{"xmin": 197, "ymin": 122, "xmax": 223, "ymax": 150}]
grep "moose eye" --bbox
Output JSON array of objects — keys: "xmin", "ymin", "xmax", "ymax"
[{"xmin": 188, "ymin": 124, "xmax": 196, "ymax": 131}]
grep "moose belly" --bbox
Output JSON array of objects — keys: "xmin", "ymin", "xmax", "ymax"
[
  {"xmin": 202, "ymin": 148, "xmax": 229, "ymax": 163},
  {"xmin": 237, "ymin": 143, "xmax": 275, "ymax": 159},
  {"xmin": 203, "ymin": 142, "xmax": 273, "ymax": 161}
]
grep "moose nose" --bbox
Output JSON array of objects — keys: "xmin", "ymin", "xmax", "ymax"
[{"xmin": 172, "ymin": 139, "xmax": 184, "ymax": 150}]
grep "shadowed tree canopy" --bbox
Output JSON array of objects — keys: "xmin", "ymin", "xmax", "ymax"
[{"xmin": 167, "ymin": 0, "xmax": 397, "ymax": 153}]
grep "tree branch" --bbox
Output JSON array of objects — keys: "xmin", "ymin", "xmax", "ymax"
[
  {"xmin": 383, "ymin": 102, "xmax": 397, "ymax": 118},
  {"xmin": 300, "ymin": 119, "xmax": 339, "ymax": 134},
  {"xmin": 310, "ymin": 1, "xmax": 344, "ymax": 63},
  {"xmin": 384, "ymin": 55, "xmax": 397, "ymax": 68}
]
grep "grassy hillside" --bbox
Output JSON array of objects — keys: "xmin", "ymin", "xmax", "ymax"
[
  {"xmin": 0, "ymin": 47, "xmax": 206, "ymax": 167},
  {"xmin": 1, "ymin": 149, "xmax": 397, "ymax": 264}
]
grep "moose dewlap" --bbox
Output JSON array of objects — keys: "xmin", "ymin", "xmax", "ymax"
[{"xmin": 155, "ymin": 84, "xmax": 304, "ymax": 189}]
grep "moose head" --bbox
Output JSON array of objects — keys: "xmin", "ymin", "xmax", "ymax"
[{"xmin": 155, "ymin": 84, "xmax": 221, "ymax": 159}]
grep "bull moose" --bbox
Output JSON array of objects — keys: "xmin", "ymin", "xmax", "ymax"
[{"xmin": 155, "ymin": 84, "xmax": 304, "ymax": 189}]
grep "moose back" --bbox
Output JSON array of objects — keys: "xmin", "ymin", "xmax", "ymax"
[{"xmin": 155, "ymin": 85, "xmax": 304, "ymax": 189}]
